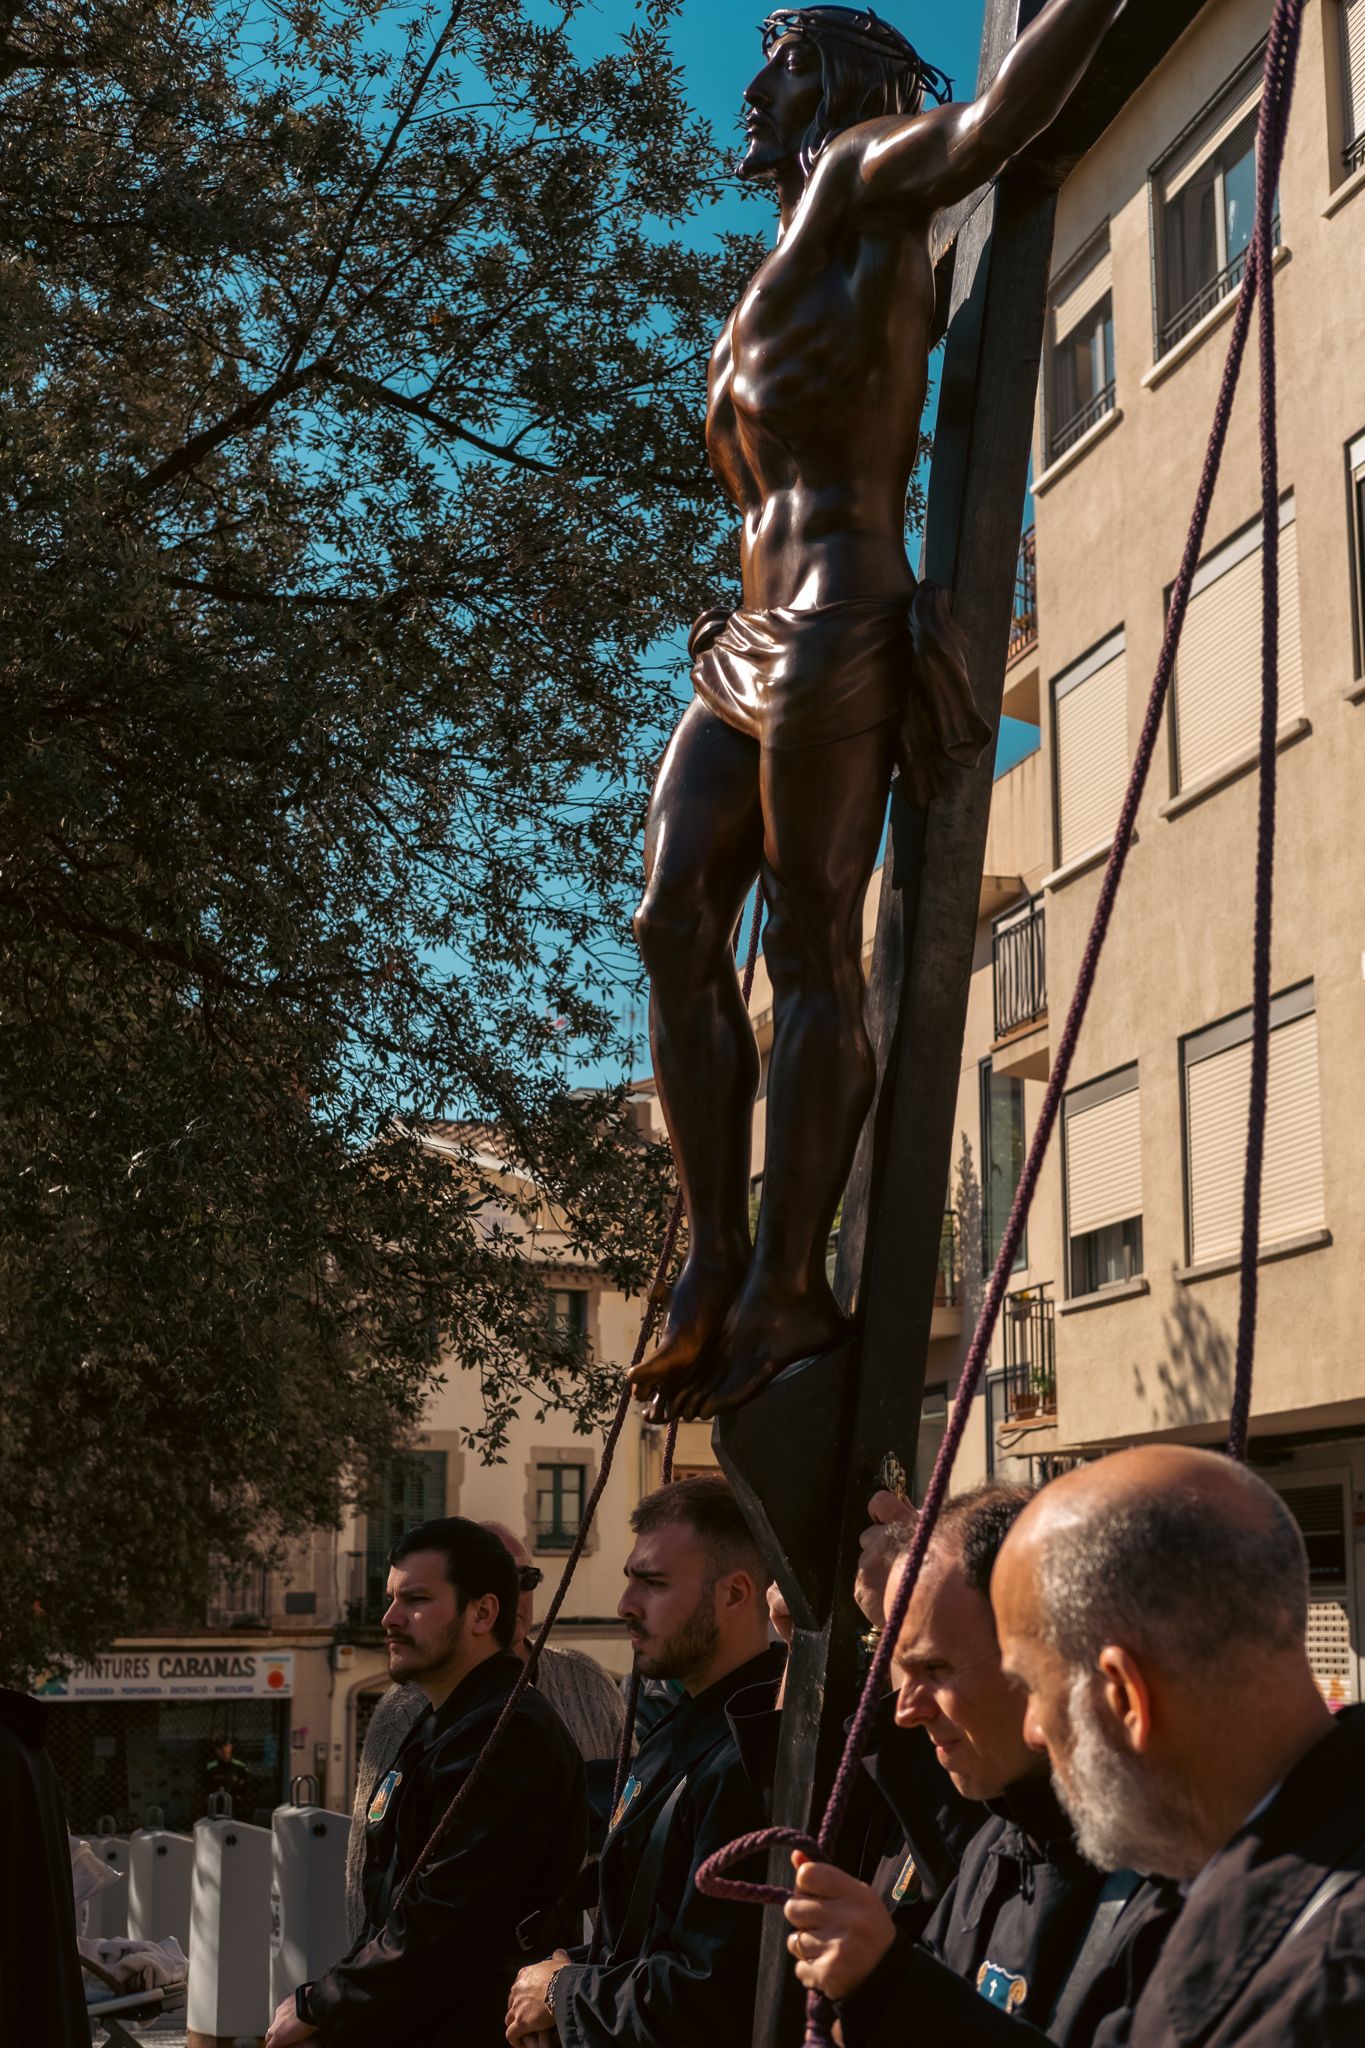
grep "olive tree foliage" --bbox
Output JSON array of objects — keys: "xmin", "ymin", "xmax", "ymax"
[{"xmin": 0, "ymin": 0, "xmax": 763, "ymax": 1678}]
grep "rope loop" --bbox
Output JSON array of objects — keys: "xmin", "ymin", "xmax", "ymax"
[{"xmin": 695, "ymin": 1827, "xmax": 825, "ymax": 1906}]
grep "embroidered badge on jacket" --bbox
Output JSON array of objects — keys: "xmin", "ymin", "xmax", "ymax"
[
  {"xmin": 890, "ymin": 1853, "xmax": 920, "ymax": 1904},
  {"xmin": 977, "ymin": 1960, "xmax": 1029, "ymax": 2012},
  {"xmin": 609, "ymin": 1775, "xmax": 642, "ymax": 1833},
  {"xmin": 367, "ymin": 1768, "xmax": 402, "ymax": 1827}
]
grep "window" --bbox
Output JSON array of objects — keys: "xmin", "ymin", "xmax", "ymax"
[
  {"xmin": 1155, "ymin": 60, "xmax": 1268, "ymax": 355},
  {"xmin": 1052, "ymin": 630, "xmax": 1128, "ymax": 867},
  {"xmin": 1171, "ymin": 497, "xmax": 1304, "ymax": 792},
  {"xmin": 914, "ymin": 1385, "xmax": 948, "ymax": 1501},
  {"xmin": 1342, "ymin": 0, "xmax": 1365, "ymax": 173},
  {"xmin": 546, "ymin": 1287, "xmax": 587, "ymax": 1337},
  {"xmin": 980, "ymin": 1060, "xmax": 1026, "ymax": 1275},
  {"xmin": 1046, "ymin": 235, "xmax": 1115, "ymax": 462},
  {"xmin": 364, "ymin": 1450, "xmax": 448, "ymax": 1620},
  {"xmin": 535, "ymin": 1462, "xmax": 587, "ymax": 1550},
  {"xmin": 1350, "ymin": 432, "xmax": 1365, "ymax": 677},
  {"xmin": 1064, "ymin": 1065, "xmax": 1143, "ymax": 1297},
  {"xmin": 1182, "ymin": 982, "xmax": 1326, "ymax": 1266},
  {"xmin": 1274, "ymin": 1476, "xmax": 1356, "ymax": 1705}
]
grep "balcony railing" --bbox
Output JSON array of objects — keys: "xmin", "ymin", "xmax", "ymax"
[
  {"xmin": 993, "ymin": 897, "xmax": 1047, "ymax": 1041},
  {"xmin": 936, "ymin": 1210, "xmax": 959, "ymax": 1309},
  {"xmin": 1348, "ymin": 133, "xmax": 1365, "ymax": 175},
  {"xmin": 1004, "ymin": 1285, "xmax": 1056, "ymax": 1419},
  {"xmin": 1007, "ymin": 526, "xmax": 1037, "ymax": 664},
  {"xmin": 1159, "ymin": 216, "xmax": 1279, "ymax": 355},
  {"xmin": 1050, "ymin": 379, "xmax": 1116, "ymax": 462},
  {"xmin": 205, "ymin": 1568, "xmax": 269, "ymax": 1629}
]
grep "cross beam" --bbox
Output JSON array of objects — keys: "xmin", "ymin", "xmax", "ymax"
[{"xmin": 712, "ymin": 4, "xmax": 1211, "ymax": 2041}]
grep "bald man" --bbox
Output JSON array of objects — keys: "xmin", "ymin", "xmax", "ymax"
[
  {"xmin": 993, "ymin": 1445, "xmax": 1365, "ymax": 2045},
  {"xmin": 785, "ymin": 1485, "xmax": 1174, "ymax": 2044}
]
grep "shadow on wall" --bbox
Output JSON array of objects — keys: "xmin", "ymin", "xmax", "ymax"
[
  {"xmin": 953, "ymin": 1133, "xmax": 984, "ymax": 1334},
  {"xmin": 1132, "ymin": 1280, "xmax": 1234, "ymax": 1431}
]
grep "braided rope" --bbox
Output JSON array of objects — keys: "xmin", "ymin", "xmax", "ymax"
[{"xmin": 696, "ymin": 10, "xmax": 1307, "ymax": 2038}]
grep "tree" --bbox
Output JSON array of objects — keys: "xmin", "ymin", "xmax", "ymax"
[{"xmin": 0, "ymin": 0, "xmax": 763, "ymax": 1680}]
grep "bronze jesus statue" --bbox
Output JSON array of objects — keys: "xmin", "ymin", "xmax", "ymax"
[{"xmin": 630, "ymin": 2, "xmax": 1128, "ymax": 1423}]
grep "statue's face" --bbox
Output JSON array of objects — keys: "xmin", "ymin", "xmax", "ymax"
[{"xmin": 740, "ymin": 32, "xmax": 824, "ymax": 179}]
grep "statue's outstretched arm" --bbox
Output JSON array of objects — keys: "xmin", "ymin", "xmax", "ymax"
[{"xmin": 848, "ymin": 0, "xmax": 1130, "ymax": 219}]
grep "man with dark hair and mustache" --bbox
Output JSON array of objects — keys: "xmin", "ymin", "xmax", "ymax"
[
  {"xmin": 993, "ymin": 1446, "xmax": 1365, "ymax": 2045},
  {"xmin": 630, "ymin": 0, "xmax": 1131, "ymax": 1427},
  {"xmin": 780, "ymin": 1484, "xmax": 1176, "ymax": 2045},
  {"xmin": 505, "ymin": 1475, "xmax": 783, "ymax": 2047}
]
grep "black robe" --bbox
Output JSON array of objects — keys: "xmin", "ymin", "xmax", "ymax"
[
  {"xmin": 307, "ymin": 1651, "xmax": 586, "ymax": 2047},
  {"xmin": 1105, "ymin": 1703, "xmax": 1365, "ymax": 2045},
  {"xmin": 552, "ymin": 1645, "xmax": 785, "ymax": 2048},
  {"xmin": 0, "ymin": 1689, "xmax": 88, "ymax": 2048}
]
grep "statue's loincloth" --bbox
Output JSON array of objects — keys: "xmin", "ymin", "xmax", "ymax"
[{"xmin": 690, "ymin": 588, "xmax": 990, "ymax": 807}]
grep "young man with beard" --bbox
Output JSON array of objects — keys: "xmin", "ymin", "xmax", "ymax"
[
  {"xmin": 504, "ymin": 1475, "xmax": 784, "ymax": 2048},
  {"xmin": 782, "ymin": 1485, "xmax": 1176, "ymax": 2044},
  {"xmin": 265, "ymin": 1517, "xmax": 586, "ymax": 2048},
  {"xmin": 993, "ymin": 1445, "xmax": 1365, "ymax": 2045}
]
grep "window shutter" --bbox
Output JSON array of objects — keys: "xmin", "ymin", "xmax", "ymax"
[
  {"xmin": 1186, "ymin": 1010, "xmax": 1325, "ymax": 1262},
  {"xmin": 1165, "ymin": 78, "xmax": 1262, "ymax": 197},
  {"xmin": 1344, "ymin": 0, "xmax": 1365, "ymax": 147},
  {"xmin": 1351, "ymin": 431, "xmax": 1365, "ymax": 478},
  {"xmin": 1066, "ymin": 1083, "xmax": 1142, "ymax": 1236},
  {"xmin": 1175, "ymin": 511, "xmax": 1303, "ymax": 790},
  {"xmin": 1053, "ymin": 245, "xmax": 1113, "ymax": 341},
  {"xmin": 1055, "ymin": 646, "xmax": 1128, "ymax": 865}
]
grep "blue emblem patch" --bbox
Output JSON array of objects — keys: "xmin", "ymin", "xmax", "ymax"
[
  {"xmin": 609, "ymin": 1775, "xmax": 642, "ymax": 1834},
  {"xmin": 977, "ymin": 1960, "xmax": 1029, "ymax": 2012},
  {"xmin": 367, "ymin": 1768, "xmax": 402, "ymax": 1828}
]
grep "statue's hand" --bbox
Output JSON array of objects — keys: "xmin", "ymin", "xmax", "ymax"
[{"xmin": 854, "ymin": 1489, "xmax": 917, "ymax": 1633}]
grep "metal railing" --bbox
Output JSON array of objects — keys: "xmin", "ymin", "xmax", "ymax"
[
  {"xmin": 993, "ymin": 897, "xmax": 1047, "ymax": 1040},
  {"xmin": 205, "ymin": 1568, "xmax": 269, "ymax": 1628},
  {"xmin": 1159, "ymin": 215, "xmax": 1279, "ymax": 355},
  {"xmin": 1050, "ymin": 379, "xmax": 1116, "ymax": 461},
  {"xmin": 1007, "ymin": 526, "xmax": 1037, "ymax": 664},
  {"xmin": 936, "ymin": 1210, "xmax": 959, "ymax": 1309},
  {"xmin": 1347, "ymin": 132, "xmax": 1365, "ymax": 174},
  {"xmin": 1004, "ymin": 1285, "xmax": 1056, "ymax": 1418}
]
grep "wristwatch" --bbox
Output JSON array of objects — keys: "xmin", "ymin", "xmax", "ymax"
[{"xmin": 295, "ymin": 1983, "xmax": 315, "ymax": 2024}]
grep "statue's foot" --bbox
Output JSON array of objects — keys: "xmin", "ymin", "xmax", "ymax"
[
  {"xmin": 671, "ymin": 1279, "xmax": 850, "ymax": 1422},
  {"xmin": 629, "ymin": 1251, "xmax": 746, "ymax": 1403}
]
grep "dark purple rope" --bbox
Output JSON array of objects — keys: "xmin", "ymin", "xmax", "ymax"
[
  {"xmin": 697, "ymin": 12, "xmax": 1305, "ymax": 2037},
  {"xmin": 393, "ymin": 884, "xmax": 766, "ymax": 1916}
]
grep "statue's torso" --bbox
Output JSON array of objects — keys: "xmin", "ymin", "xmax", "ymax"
[{"xmin": 706, "ymin": 172, "xmax": 937, "ymax": 614}]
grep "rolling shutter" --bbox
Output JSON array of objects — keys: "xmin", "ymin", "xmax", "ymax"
[
  {"xmin": 1066, "ymin": 1077, "xmax": 1142, "ymax": 1236},
  {"xmin": 1165, "ymin": 76, "xmax": 1263, "ymax": 198},
  {"xmin": 1344, "ymin": 0, "xmax": 1365, "ymax": 149},
  {"xmin": 1054, "ymin": 638, "xmax": 1128, "ymax": 865},
  {"xmin": 1185, "ymin": 1007, "xmax": 1325, "ymax": 1263},
  {"xmin": 1174, "ymin": 504, "xmax": 1303, "ymax": 791},
  {"xmin": 1053, "ymin": 244, "xmax": 1112, "ymax": 342}
]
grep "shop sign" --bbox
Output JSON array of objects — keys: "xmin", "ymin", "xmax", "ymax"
[{"xmin": 36, "ymin": 1650, "xmax": 294, "ymax": 1701}]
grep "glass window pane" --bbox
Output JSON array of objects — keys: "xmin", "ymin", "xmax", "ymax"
[
  {"xmin": 1222, "ymin": 135, "xmax": 1256, "ymax": 266},
  {"xmin": 1165, "ymin": 166, "xmax": 1219, "ymax": 314}
]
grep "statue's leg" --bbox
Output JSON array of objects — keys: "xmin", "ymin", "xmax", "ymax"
[
  {"xmin": 672, "ymin": 718, "xmax": 896, "ymax": 1420},
  {"xmin": 628, "ymin": 699, "xmax": 764, "ymax": 1397}
]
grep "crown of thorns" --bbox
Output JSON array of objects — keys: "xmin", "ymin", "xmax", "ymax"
[{"xmin": 759, "ymin": 8, "xmax": 954, "ymax": 103}]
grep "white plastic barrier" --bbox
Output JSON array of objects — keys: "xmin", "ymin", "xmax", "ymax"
[
  {"xmin": 127, "ymin": 1810, "xmax": 194, "ymax": 1955},
  {"xmin": 269, "ymin": 1777, "xmax": 352, "ymax": 2012},
  {"xmin": 188, "ymin": 1809, "xmax": 274, "ymax": 2041},
  {"xmin": 82, "ymin": 1819, "xmax": 130, "ymax": 1939}
]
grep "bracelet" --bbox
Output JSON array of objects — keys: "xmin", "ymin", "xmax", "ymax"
[{"xmin": 544, "ymin": 1965, "xmax": 566, "ymax": 2018}]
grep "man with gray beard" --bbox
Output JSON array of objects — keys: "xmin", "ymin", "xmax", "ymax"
[{"xmin": 993, "ymin": 1445, "xmax": 1365, "ymax": 2046}]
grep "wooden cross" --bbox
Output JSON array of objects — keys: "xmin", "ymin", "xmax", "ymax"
[{"xmin": 712, "ymin": 4, "xmax": 1211, "ymax": 2040}]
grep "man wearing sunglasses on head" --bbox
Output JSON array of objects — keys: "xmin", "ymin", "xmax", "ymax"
[{"xmin": 345, "ymin": 1521, "xmax": 627, "ymax": 1941}]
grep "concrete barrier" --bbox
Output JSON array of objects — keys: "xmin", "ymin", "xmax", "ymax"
[{"xmin": 269, "ymin": 1778, "xmax": 352, "ymax": 2013}]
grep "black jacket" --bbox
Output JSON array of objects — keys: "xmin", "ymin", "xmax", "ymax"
[
  {"xmin": 840, "ymin": 1775, "xmax": 1176, "ymax": 2048},
  {"xmin": 308, "ymin": 1652, "xmax": 586, "ymax": 2048},
  {"xmin": 0, "ymin": 1690, "xmax": 88, "ymax": 2048},
  {"xmin": 552, "ymin": 1644, "xmax": 785, "ymax": 2048},
  {"xmin": 1104, "ymin": 1704, "xmax": 1365, "ymax": 2046},
  {"xmin": 727, "ymin": 1681, "xmax": 983, "ymax": 1939}
]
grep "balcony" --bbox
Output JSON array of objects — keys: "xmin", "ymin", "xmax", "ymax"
[
  {"xmin": 991, "ymin": 897, "xmax": 1049, "ymax": 1081},
  {"xmin": 1004, "ymin": 1286, "xmax": 1056, "ymax": 1423},
  {"xmin": 1002, "ymin": 527, "xmax": 1040, "ymax": 724},
  {"xmin": 1159, "ymin": 216, "xmax": 1279, "ymax": 357},
  {"xmin": 1049, "ymin": 380, "xmax": 1116, "ymax": 463}
]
